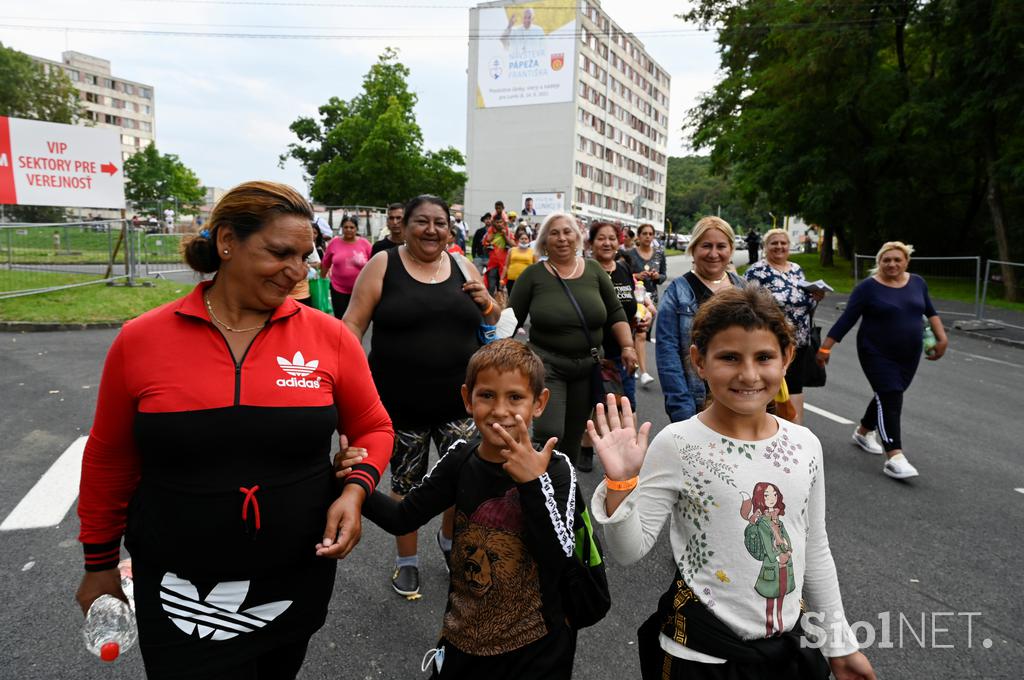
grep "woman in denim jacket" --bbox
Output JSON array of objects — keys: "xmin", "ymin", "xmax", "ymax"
[{"xmin": 655, "ymin": 217, "xmax": 745, "ymax": 422}]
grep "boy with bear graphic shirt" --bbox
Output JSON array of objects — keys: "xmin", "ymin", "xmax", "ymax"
[{"xmin": 338, "ymin": 339, "xmax": 578, "ymax": 678}]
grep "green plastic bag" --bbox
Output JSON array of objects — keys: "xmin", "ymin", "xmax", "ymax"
[{"xmin": 310, "ymin": 277, "xmax": 334, "ymax": 315}]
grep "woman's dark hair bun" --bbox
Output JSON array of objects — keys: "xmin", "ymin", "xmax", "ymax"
[{"xmin": 182, "ymin": 232, "xmax": 220, "ymax": 274}]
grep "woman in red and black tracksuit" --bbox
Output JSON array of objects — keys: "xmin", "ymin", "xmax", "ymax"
[{"xmin": 75, "ymin": 181, "xmax": 394, "ymax": 680}]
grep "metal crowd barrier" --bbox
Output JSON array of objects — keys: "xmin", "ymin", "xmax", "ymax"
[{"xmin": 0, "ymin": 220, "xmax": 141, "ymax": 299}]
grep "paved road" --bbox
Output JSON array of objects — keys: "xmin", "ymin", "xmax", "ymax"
[{"xmin": 1, "ymin": 269, "xmax": 1022, "ymax": 678}]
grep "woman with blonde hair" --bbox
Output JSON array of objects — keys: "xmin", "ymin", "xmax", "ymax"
[
  {"xmin": 744, "ymin": 228, "xmax": 826, "ymax": 424},
  {"xmin": 655, "ymin": 216, "xmax": 745, "ymax": 422},
  {"xmin": 817, "ymin": 242, "xmax": 948, "ymax": 480}
]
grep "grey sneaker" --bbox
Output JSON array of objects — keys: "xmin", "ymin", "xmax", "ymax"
[
  {"xmin": 852, "ymin": 429, "xmax": 884, "ymax": 455},
  {"xmin": 435, "ymin": 529, "xmax": 451, "ymax": 574},
  {"xmin": 391, "ymin": 565, "xmax": 420, "ymax": 597},
  {"xmin": 883, "ymin": 454, "xmax": 919, "ymax": 480}
]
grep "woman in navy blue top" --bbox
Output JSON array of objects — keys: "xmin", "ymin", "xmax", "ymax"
[{"xmin": 817, "ymin": 242, "xmax": 947, "ymax": 480}]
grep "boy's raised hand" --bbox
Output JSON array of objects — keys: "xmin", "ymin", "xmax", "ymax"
[
  {"xmin": 587, "ymin": 394, "xmax": 651, "ymax": 482},
  {"xmin": 493, "ymin": 414, "xmax": 558, "ymax": 483}
]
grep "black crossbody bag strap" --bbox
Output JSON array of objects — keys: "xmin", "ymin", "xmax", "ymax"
[{"xmin": 549, "ymin": 263, "xmax": 601, "ymax": 366}]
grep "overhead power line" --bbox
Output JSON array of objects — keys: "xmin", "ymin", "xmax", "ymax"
[
  {"xmin": 0, "ymin": 12, "xmax": 941, "ymax": 42},
  {"xmin": 0, "ymin": 21, "xmax": 709, "ymax": 40}
]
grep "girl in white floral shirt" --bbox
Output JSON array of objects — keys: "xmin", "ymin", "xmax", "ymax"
[{"xmin": 588, "ymin": 286, "xmax": 874, "ymax": 680}]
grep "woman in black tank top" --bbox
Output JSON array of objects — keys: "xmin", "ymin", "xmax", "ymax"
[{"xmin": 342, "ymin": 195, "xmax": 502, "ymax": 598}]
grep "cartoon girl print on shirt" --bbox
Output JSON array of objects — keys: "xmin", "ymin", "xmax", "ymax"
[{"xmin": 740, "ymin": 482, "xmax": 796, "ymax": 637}]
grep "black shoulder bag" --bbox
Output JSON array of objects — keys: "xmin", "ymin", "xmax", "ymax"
[
  {"xmin": 550, "ymin": 263, "xmax": 605, "ymax": 407},
  {"xmin": 802, "ymin": 309, "xmax": 827, "ymax": 388}
]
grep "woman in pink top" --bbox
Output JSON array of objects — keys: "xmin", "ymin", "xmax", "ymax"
[{"xmin": 321, "ymin": 215, "xmax": 372, "ymax": 318}]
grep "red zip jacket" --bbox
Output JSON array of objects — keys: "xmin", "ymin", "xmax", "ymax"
[{"xmin": 79, "ymin": 280, "xmax": 393, "ymax": 572}]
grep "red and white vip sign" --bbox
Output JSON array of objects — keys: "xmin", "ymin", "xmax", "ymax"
[{"xmin": 0, "ymin": 116, "xmax": 125, "ymax": 209}]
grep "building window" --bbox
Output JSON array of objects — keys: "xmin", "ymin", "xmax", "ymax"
[{"xmin": 124, "ymin": 84, "xmax": 135, "ymax": 95}]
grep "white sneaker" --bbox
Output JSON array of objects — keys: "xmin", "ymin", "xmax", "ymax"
[
  {"xmin": 883, "ymin": 453, "xmax": 919, "ymax": 480},
  {"xmin": 640, "ymin": 372, "xmax": 655, "ymax": 386},
  {"xmin": 852, "ymin": 429, "xmax": 884, "ymax": 455}
]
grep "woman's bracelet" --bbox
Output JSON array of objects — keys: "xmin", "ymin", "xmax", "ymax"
[
  {"xmin": 481, "ymin": 300, "xmax": 494, "ymax": 316},
  {"xmin": 605, "ymin": 475, "xmax": 639, "ymax": 491},
  {"xmin": 817, "ymin": 347, "xmax": 831, "ymax": 355},
  {"xmin": 621, "ymin": 346, "xmax": 637, "ymax": 353}
]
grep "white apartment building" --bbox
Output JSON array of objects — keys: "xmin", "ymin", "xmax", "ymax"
[
  {"xmin": 465, "ymin": 0, "xmax": 669, "ymax": 227},
  {"xmin": 29, "ymin": 51, "xmax": 156, "ymax": 163}
]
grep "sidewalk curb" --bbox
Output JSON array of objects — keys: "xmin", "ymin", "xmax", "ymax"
[
  {"xmin": 950, "ymin": 327, "xmax": 1024, "ymax": 350},
  {"xmin": 0, "ymin": 321, "xmax": 124, "ymax": 333}
]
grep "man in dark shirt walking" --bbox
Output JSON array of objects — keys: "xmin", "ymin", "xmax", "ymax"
[
  {"xmin": 371, "ymin": 203, "xmax": 406, "ymax": 256},
  {"xmin": 745, "ymin": 227, "xmax": 762, "ymax": 264}
]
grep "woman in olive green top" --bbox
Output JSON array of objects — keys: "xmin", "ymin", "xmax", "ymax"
[{"xmin": 509, "ymin": 212, "xmax": 637, "ymax": 466}]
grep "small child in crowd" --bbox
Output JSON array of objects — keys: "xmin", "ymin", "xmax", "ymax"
[
  {"xmin": 339, "ymin": 339, "xmax": 579, "ymax": 679},
  {"xmin": 588, "ymin": 287, "xmax": 876, "ymax": 679}
]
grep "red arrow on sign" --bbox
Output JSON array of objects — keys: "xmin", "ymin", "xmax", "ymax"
[{"xmin": 100, "ymin": 162, "xmax": 118, "ymax": 176}]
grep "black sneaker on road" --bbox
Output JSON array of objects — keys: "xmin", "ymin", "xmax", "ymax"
[{"xmin": 391, "ymin": 565, "xmax": 420, "ymax": 597}]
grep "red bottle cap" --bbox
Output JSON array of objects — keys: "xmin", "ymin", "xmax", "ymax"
[{"xmin": 100, "ymin": 642, "xmax": 120, "ymax": 662}]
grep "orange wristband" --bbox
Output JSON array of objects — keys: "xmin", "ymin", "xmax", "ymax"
[
  {"xmin": 482, "ymin": 300, "xmax": 494, "ymax": 316},
  {"xmin": 604, "ymin": 475, "xmax": 639, "ymax": 492},
  {"xmin": 816, "ymin": 347, "xmax": 831, "ymax": 355}
]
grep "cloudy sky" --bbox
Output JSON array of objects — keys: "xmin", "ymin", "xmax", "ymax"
[{"xmin": 0, "ymin": 0, "xmax": 721, "ymax": 194}]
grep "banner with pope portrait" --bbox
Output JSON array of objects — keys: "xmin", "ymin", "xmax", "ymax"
[{"xmin": 475, "ymin": 0, "xmax": 578, "ymax": 108}]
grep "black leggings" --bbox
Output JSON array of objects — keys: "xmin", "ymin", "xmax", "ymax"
[
  {"xmin": 330, "ymin": 287, "xmax": 351, "ymax": 320},
  {"xmin": 861, "ymin": 391, "xmax": 903, "ymax": 451}
]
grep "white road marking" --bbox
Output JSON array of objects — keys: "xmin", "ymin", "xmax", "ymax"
[
  {"xmin": 1, "ymin": 436, "xmax": 86, "ymax": 531},
  {"xmin": 804, "ymin": 403, "xmax": 855, "ymax": 425},
  {"xmin": 1015, "ymin": 488, "xmax": 1024, "ymax": 495},
  {"xmin": 952, "ymin": 350, "xmax": 1024, "ymax": 370}
]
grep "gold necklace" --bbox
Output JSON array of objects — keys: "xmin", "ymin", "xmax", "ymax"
[
  {"xmin": 695, "ymin": 270, "xmax": 727, "ymax": 285},
  {"xmin": 205, "ymin": 292, "xmax": 267, "ymax": 333},
  {"xmin": 405, "ymin": 247, "xmax": 446, "ymax": 283},
  {"xmin": 548, "ymin": 257, "xmax": 581, "ymax": 279}
]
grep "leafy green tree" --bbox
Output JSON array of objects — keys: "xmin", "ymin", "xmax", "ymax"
[
  {"xmin": 281, "ymin": 48, "xmax": 466, "ymax": 205},
  {"xmin": 0, "ymin": 42, "xmax": 82, "ymax": 125},
  {"xmin": 0, "ymin": 43, "xmax": 83, "ymax": 222},
  {"xmin": 939, "ymin": 0, "xmax": 1023, "ymax": 299},
  {"xmin": 683, "ymin": 0, "xmax": 1022, "ymax": 280},
  {"xmin": 665, "ymin": 156, "xmax": 769, "ymax": 233},
  {"xmin": 123, "ymin": 144, "xmax": 205, "ymax": 214}
]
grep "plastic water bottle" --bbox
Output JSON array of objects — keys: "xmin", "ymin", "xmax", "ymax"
[
  {"xmin": 478, "ymin": 323, "xmax": 498, "ymax": 345},
  {"xmin": 83, "ymin": 593, "xmax": 137, "ymax": 662},
  {"xmin": 922, "ymin": 317, "xmax": 937, "ymax": 356},
  {"xmin": 634, "ymin": 278, "xmax": 648, "ymax": 321}
]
